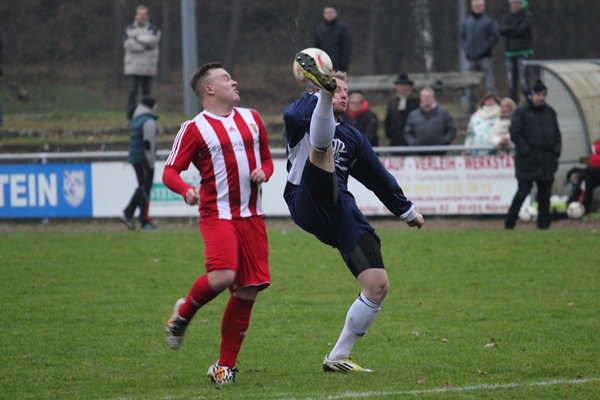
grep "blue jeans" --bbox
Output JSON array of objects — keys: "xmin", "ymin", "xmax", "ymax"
[
  {"xmin": 505, "ymin": 55, "xmax": 531, "ymax": 103},
  {"xmin": 467, "ymin": 57, "xmax": 496, "ymax": 113},
  {"xmin": 126, "ymin": 75, "xmax": 153, "ymax": 120}
]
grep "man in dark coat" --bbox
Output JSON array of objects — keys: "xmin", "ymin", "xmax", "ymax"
[
  {"xmin": 505, "ymin": 80, "xmax": 562, "ymax": 230},
  {"xmin": 499, "ymin": 0, "xmax": 534, "ymax": 103},
  {"xmin": 313, "ymin": 6, "xmax": 352, "ymax": 72},
  {"xmin": 459, "ymin": 0, "xmax": 500, "ymax": 114},
  {"xmin": 384, "ymin": 73, "xmax": 420, "ymax": 146},
  {"xmin": 342, "ymin": 93, "xmax": 379, "ymax": 147}
]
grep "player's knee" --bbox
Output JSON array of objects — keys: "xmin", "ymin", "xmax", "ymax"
[
  {"xmin": 208, "ymin": 270, "xmax": 236, "ymax": 292},
  {"xmin": 370, "ymin": 280, "xmax": 389, "ymax": 303}
]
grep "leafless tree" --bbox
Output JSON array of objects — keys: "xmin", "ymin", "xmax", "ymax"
[
  {"xmin": 224, "ymin": 0, "xmax": 243, "ymax": 70},
  {"xmin": 364, "ymin": 0, "xmax": 382, "ymax": 75},
  {"xmin": 113, "ymin": 0, "xmax": 127, "ymax": 89},
  {"xmin": 414, "ymin": 0, "xmax": 434, "ymax": 75},
  {"xmin": 158, "ymin": 0, "xmax": 170, "ymax": 82}
]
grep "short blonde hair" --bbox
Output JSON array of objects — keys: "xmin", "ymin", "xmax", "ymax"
[
  {"xmin": 420, "ymin": 87, "xmax": 435, "ymax": 97},
  {"xmin": 333, "ymin": 71, "xmax": 347, "ymax": 82},
  {"xmin": 136, "ymin": 5, "xmax": 149, "ymax": 13},
  {"xmin": 501, "ymin": 97, "xmax": 517, "ymax": 113}
]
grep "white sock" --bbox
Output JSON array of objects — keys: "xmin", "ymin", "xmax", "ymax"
[
  {"xmin": 329, "ymin": 293, "xmax": 381, "ymax": 361},
  {"xmin": 309, "ymin": 91, "xmax": 335, "ymax": 151}
]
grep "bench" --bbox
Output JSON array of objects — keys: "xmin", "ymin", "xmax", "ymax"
[
  {"xmin": 346, "ymin": 71, "xmax": 484, "ymax": 92},
  {"xmin": 346, "ymin": 71, "xmax": 484, "ymax": 116}
]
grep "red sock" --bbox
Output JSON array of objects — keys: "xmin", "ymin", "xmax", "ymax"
[
  {"xmin": 219, "ymin": 296, "xmax": 254, "ymax": 368},
  {"xmin": 178, "ymin": 274, "xmax": 220, "ymax": 320}
]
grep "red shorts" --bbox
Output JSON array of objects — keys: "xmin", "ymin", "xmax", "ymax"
[{"xmin": 199, "ymin": 215, "xmax": 270, "ymax": 292}]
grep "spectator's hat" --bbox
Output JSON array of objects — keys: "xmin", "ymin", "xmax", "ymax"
[
  {"xmin": 531, "ymin": 80, "xmax": 547, "ymax": 94},
  {"xmin": 141, "ymin": 95, "xmax": 157, "ymax": 109},
  {"xmin": 394, "ymin": 73, "xmax": 413, "ymax": 86}
]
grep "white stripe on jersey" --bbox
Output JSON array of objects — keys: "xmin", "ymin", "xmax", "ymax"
[
  {"xmin": 166, "ymin": 120, "xmax": 192, "ymax": 166},
  {"xmin": 287, "ymin": 133, "xmax": 311, "ymax": 186},
  {"xmin": 194, "ymin": 114, "xmax": 233, "ymax": 220},
  {"xmin": 234, "ymin": 108, "xmax": 258, "ymax": 218}
]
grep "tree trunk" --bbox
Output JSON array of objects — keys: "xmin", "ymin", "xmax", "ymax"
[
  {"xmin": 113, "ymin": 0, "xmax": 126, "ymax": 90},
  {"xmin": 414, "ymin": 0, "xmax": 434, "ymax": 75},
  {"xmin": 158, "ymin": 0, "xmax": 170, "ymax": 82},
  {"xmin": 364, "ymin": 0, "xmax": 382, "ymax": 75},
  {"xmin": 224, "ymin": 0, "xmax": 243, "ymax": 70}
]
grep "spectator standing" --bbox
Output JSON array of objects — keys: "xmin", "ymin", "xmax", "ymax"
[
  {"xmin": 568, "ymin": 137, "xmax": 600, "ymax": 217},
  {"xmin": 404, "ymin": 88, "xmax": 456, "ymax": 149},
  {"xmin": 459, "ymin": 0, "xmax": 500, "ymax": 115},
  {"xmin": 124, "ymin": 5, "xmax": 161, "ymax": 122},
  {"xmin": 384, "ymin": 73, "xmax": 420, "ymax": 146},
  {"xmin": 0, "ymin": 25, "xmax": 4, "ymax": 126},
  {"xmin": 121, "ymin": 95, "xmax": 159, "ymax": 231},
  {"xmin": 161, "ymin": 62, "xmax": 273, "ymax": 385},
  {"xmin": 505, "ymin": 80, "xmax": 561, "ymax": 230},
  {"xmin": 342, "ymin": 93, "xmax": 379, "ymax": 147},
  {"xmin": 499, "ymin": 0, "xmax": 534, "ymax": 103},
  {"xmin": 464, "ymin": 93, "xmax": 501, "ymax": 155},
  {"xmin": 314, "ymin": 6, "xmax": 352, "ymax": 72},
  {"xmin": 489, "ymin": 97, "xmax": 517, "ymax": 151}
]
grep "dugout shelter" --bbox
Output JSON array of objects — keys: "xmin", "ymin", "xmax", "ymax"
[{"xmin": 526, "ymin": 59, "xmax": 600, "ymax": 194}]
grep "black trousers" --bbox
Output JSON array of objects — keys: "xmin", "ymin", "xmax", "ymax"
[
  {"xmin": 126, "ymin": 75, "xmax": 153, "ymax": 120},
  {"xmin": 124, "ymin": 163, "xmax": 154, "ymax": 224},
  {"xmin": 505, "ymin": 179, "xmax": 553, "ymax": 229},
  {"xmin": 568, "ymin": 166, "xmax": 600, "ymax": 213}
]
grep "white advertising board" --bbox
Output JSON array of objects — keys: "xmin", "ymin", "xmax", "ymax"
[
  {"xmin": 90, "ymin": 155, "xmax": 517, "ymax": 218},
  {"xmin": 349, "ymin": 155, "xmax": 517, "ymax": 215},
  {"xmin": 91, "ymin": 160, "xmax": 290, "ymax": 218}
]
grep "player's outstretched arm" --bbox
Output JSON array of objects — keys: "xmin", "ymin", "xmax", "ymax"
[
  {"xmin": 407, "ymin": 213, "xmax": 425, "ymax": 229},
  {"xmin": 163, "ymin": 165, "xmax": 198, "ymax": 205}
]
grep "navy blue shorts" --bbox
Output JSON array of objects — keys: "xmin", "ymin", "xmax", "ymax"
[{"xmin": 286, "ymin": 179, "xmax": 379, "ymax": 264}]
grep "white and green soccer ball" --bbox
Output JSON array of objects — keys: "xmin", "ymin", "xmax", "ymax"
[
  {"xmin": 518, "ymin": 205, "xmax": 538, "ymax": 222},
  {"xmin": 566, "ymin": 202, "xmax": 585, "ymax": 219}
]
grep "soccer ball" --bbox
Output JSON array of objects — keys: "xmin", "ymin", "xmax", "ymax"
[
  {"xmin": 518, "ymin": 206, "xmax": 538, "ymax": 222},
  {"xmin": 566, "ymin": 202, "xmax": 585, "ymax": 219},
  {"xmin": 293, "ymin": 47, "xmax": 333, "ymax": 86}
]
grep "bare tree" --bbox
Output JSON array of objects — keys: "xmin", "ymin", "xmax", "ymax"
[
  {"xmin": 113, "ymin": 0, "xmax": 127, "ymax": 90},
  {"xmin": 364, "ymin": 0, "xmax": 382, "ymax": 75},
  {"xmin": 224, "ymin": 0, "xmax": 243, "ymax": 70},
  {"xmin": 158, "ymin": 0, "xmax": 170, "ymax": 82},
  {"xmin": 414, "ymin": 0, "xmax": 434, "ymax": 75}
]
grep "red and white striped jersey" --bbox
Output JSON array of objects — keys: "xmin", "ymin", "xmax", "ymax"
[{"xmin": 166, "ymin": 107, "xmax": 273, "ymax": 220}]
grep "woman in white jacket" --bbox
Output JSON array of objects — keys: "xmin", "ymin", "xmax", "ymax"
[{"xmin": 464, "ymin": 93, "xmax": 501, "ymax": 155}]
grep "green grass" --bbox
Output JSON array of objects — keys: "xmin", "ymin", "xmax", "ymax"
[{"xmin": 1, "ymin": 228, "xmax": 599, "ymax": 399}]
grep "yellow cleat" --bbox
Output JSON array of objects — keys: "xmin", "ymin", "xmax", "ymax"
[
  {"xmin": 323, "ymin": 355, "xmax": 373, "ymax": 372},
  {"xmin": 295, "ymin": 52, "xmax": 337, "ymax": 93}
]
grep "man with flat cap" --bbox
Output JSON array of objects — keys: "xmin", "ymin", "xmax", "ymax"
[
  {"xmin": 505, "ymin": 80, "xmax": 562, "ymax": 230},
  {"xmin": 384, "ymin": 73, "xmax": 420, "ymax": 146}
]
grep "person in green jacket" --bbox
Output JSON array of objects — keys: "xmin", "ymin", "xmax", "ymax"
[{"xmin": 499, "ymin": 0, "xmax": 534, "ymax": 103}]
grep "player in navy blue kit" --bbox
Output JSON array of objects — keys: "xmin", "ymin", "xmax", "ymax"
[{"xmin": 284, "ymin": 52, "xmax": 425, "ymax": 372}]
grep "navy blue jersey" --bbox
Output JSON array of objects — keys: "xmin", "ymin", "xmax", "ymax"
[{"xmin": 284, "ymin": 92, "xmax": 414, "ymax": 218}]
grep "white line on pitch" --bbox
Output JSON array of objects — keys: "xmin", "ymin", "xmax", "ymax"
[{"xmin": 277, "ymin": 378, "xmax": 600, "ymax": 400}]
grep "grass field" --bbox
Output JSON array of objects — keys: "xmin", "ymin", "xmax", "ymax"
[{"xmin": 1, "ymin": 227, "xmax": 599, "ymax": 399}]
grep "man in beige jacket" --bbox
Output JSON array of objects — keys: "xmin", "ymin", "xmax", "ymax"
[{"xmin": 124, "ymin": 5, "xmax": 161, "ymax": 122}]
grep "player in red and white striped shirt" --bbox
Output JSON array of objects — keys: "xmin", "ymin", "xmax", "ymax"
[{"xmin": 162, "ymin": 62, "xmax": 273, "ymax": 384}]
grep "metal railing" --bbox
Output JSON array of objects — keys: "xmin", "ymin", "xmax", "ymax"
[{"xmin": 0, "ymin": 145, "xmax": 509, "ymax": 163}]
